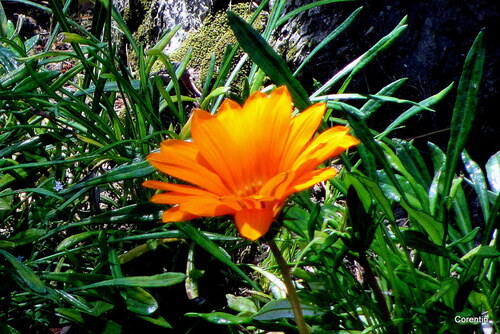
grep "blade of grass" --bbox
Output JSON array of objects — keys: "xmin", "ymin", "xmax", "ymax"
[
  {"xmin": 227, "ymin": 11, "xmax": 310, "ymax": 110},
  {"xmin": 441, "ymin": 32, "xmax": 485, "ymax": 204},
  {"xmin": 379, "ymin": 83, "xmax": 453, "ymax": 138},
  {"xmin": 462, "ymin": 151, "xmax": 491, "ymax": 222},
  {"xmin": 312, "ymin": 17, "xmax": 407, "ymax": 97},
  {"xmin": 176, "ymin": 223, "xmax": 261, "ymax": 291},
  {"xmin": 277, "ymin": 0, "xmax": 354, "ymax": 27},
  {"xmin": 294, "ymin": 7, "xmax": 362, "ymax": 76}
]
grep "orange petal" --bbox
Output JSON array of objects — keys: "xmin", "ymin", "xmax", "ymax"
[
  {"xmin": 215, "ymin": 87, "xmax": 293, "ymax": 185},
  {"xmin": 234, "ymin": 208, "xmax": 275, "ymax": 241},
  {"xmin": 162, "ymin": 207, "xmax": 198, "ymax": 222},
  {"xmin": 256, "ymin": 86, "xmax": 294, "ymax": 177},
  {"xmin": 191, "ymin": 109, "xmax": 242, "ymax": 191},
  {"xmin": 143, "ymin": 180, "xmax": 217, "ymax": 197},
  {"xmin": 259, "ymin": 171, "xmax": 296, "ymax": 199},
  {"xmin": 290, "ymin": 168, "xmax": 338, "ymax": 193},
  {"xmin": 147, "ymin": 140, "xmax": 231, "ymax": 195},
  {"xmin": 150, "ymin": 192, "xmax": 210, "ymax": 205},
  {"xmin": 280, "ymin": 102, "xmax": 326, "ymax": 170},
  {"xmin": 179, "ymin": 197, "xmax": 237, "ymax": 217},
  {"xmin": 293, "ymin": 126, "xmax": 359, "ymax": 174}
]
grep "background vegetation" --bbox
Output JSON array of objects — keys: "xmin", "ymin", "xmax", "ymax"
[{"xmin": 0, "ymin": 0, "xmax": 498, "ymax": 333}]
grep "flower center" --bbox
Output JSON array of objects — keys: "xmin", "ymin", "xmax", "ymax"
[{"xmin": 237, "ymin": 178, "xmax": 264, "ymax": 197}]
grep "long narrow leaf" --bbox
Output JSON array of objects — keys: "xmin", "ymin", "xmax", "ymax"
[
  {"xmin": 379, "ymin": 83, "xmax": 453, "ymax": 138},
  {"xmin": 227, "ymin": 11, "xmax": 310, "ymax": 110},
  {"xmin": 176, "ymin": 223, "xmax": 261, "ymax": 291},
  {"xmin": 313, "ymin": 17, "xmax": 407, "ymax": 97},
  {"xmin": 294, "ymin": 7, "xmax": 362, "ymax": 76},
  {"xmin": 441, "ymin": 32, "xmax": 485, "ymax": 202}
]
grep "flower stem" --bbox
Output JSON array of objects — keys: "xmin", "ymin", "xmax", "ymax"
[{"xmin": 268, "ymin": 239, "xmax": 310, "ymax": 334}]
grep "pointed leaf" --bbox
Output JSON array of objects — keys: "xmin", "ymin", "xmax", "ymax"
[
  {"xmin": 0, "ymin": 249, "xmax": 47, "ymax": 294},
  {"xmin": 442, "ymin": 32, "xmax": 485, "ymax": 201},
  {"xmin": 227, "ymin": 11, "xmax": 310, "ymax": 110},
  {"xmin": 486, "ymin": 151, "xmax": 500, "ymax": 194}
]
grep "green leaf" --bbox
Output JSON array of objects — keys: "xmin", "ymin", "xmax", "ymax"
[
  {"xmin": 135, "ymin": 315, "xmax": 172, "ymax": 328},
  {"xmin": 0, "ymin": 1, "xmax": 8, "ymax": 38},
  {"xmin": 186, "ymin": 312, "xmax": 252, "ymax": 325},
  {"xmin": 462, "ymin": 245, "xmax": 500, "ymax": 261},
  {"xmin": 122, "ymin": 287, "xmax": 158, "ymax": 315},
  {"xmin": 61, "ymin": 32, "xmax": 98, "ymax": 46},
  {"xmin": 56, "ymin": 231, "xmax": 102, "ymax": 251},
  {"xmin": 176, "ymin": 223, "xmax": 261, "ymax": 291},
  {"xmin": 90, "ymin": 301, "xmax": 115, "ymax": 316},
  {"xmin": 69, "ymin": 272, "xmax": 186, "ymax": 290},
  {"xmin": 40, "ymin": 272, "xmax": 109, "ymax": 286},
  {"xmin": 7, "ymin": 229, "xmax": 46, "ymax": 247},
  {"xmin": 380, "ymin": 83, "xmax": 453, "ymax": 138},
  {"xmin": 55, "ymin": 289, "xmax": 94, "ymax": 314},
  {"xmin": 394, "ymin": 139, "xmax": 432, "ymax": 188},
  {"xmin": 55, "ymin": 308, "xmax": 85, "ymax": 323},
  {"xmin": 75, "ymin": 79, "xmax": 141, "ymax": 96},
  {"xmin": 442, "ymin": 32, "xmax": 485, "ymax": 202},
  {"xmin": 405, "ymin": 207, "xmax": 444, "ymax": 245},
  {"xmin": 253, "ymin": 299, "xmax": 319, "ymax": 321},
  {"xmin": 486, "ymin": 151, "xmax": 500, "ymax": 194},
  {"xmin": 394, "ymin": 265, "xmax": 440, "ymax": 292},
  {"xmin": 0, "ymin": 249, "xmax": 47, "ymax": 294},
  {"xmin": 313, "ymin": 17, "xmax": 407, "ymax": 97},
  {"xmin": 345, "ymin": 186, "xmax": 377, "ymax": 252},
  {"xmin": 0, "ymin": 187, "xmax": 63, "ymax": 201},
  {"xmin": 61, "ymin": 161, "xmax": 155, "ymax": 194},
  {"xmin": 401, "ymin": 230, "xmax": 462, "ymax": 263},
  {"xmin": 13, "ymin": 70, "xmax": 60, "ymax": 92},
  {"xmin": 102, "ymin": 320, "xmax": 122, "ymax": 334},
  {"xmin": 227, "ymin": 11, "xmax": 310, "ymax": 110},
  {"xmin": 0, "ymin": 62, "xmax": 29, "ymax": 87},
  {"xmin": 226, "ymin": 294, "xmax": 258, "ymax": 315},
  {"xmin": 294, "ymin": 6, "xmax": 362, "ymax": 76},
  {"xmin": 0, "ymin": 240, "xmax": 16, "ymax": 249},
  {"xmin": 360, "ymin": 78, "xmax": 407, "ymax": 118},
  {"xmin": 42, "ymin": 203, "xmax": 163, "ymax": 241},
  {"xmin": 345, "ymin": 108, "xmax": 413, "ymax": 209}
]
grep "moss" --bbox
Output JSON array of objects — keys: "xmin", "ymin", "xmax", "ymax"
[
  {"xmin": 123, "ymin": 0, "xmax": 153, "ymax": 35},
  {"xmin": 132, "ymin": 0, "xmax": 156, "ymax": 48},
  {"xmin": 170, "ymin": 3, "xmax": 266, "ymax": 90}
]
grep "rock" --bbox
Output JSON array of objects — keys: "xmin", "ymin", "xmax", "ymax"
[
  {"xmin": 149, "ymin": 0, "xmax": 213, "ymax": 53},
  {"xmin": 114, "ymin": 0, "xmax": 213, "ymax": 52},
  {"xmin": 271, "ymin": 0, "xmax": 500, "ymax": 164}
]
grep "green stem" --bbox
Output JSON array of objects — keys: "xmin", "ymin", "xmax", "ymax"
[{"xmin": 268, "ymin": 239, "xmax": 310, "ymax": 334}]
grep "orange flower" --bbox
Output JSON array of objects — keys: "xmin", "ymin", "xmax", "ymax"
[{"xmin": 143, "ymin": 86, "xmax": 359, "ymax": 241}]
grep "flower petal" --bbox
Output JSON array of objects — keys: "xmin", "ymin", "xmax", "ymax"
[
  {"xmin": 280, "ymin": 102, "xmax": 326, "ymax": 170},
  {"xmin": 147, "ymin": 139, "xmax": 231, "ymax": 195},
  {"xmin": 234, "ymin": 208, "xmax": 275, "ymax": 241},
  {"xmin": 162, "ymin": 207, "xmax": 198, "ymax": 222},
  {"xmin": 259, "ymin": 171, "xmax": 296, "ymax": 199},
  {"xmin": 179, "ymin": 198, "xmax": 237, "ymax": 217},
  {"xmin": 290, "ymin": 168, "xmax": 338, "ymax": 193},
  {"xmin": 191, "ymin": 109, "xmax": 243, "ymax": 192},
  {"xmin": 214, "ymin": 87, "xmax": 294, "ymax": 186},
  {"xmin": 293, "ymin": 126, "xmax": 360, "ymax": 175},
  {"xmin": 143, "ymin": 180, "xmax": 217, "ymax": 197}
]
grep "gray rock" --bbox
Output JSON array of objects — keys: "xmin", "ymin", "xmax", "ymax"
[
  {"xmin": 114, "ymin": 0, "xmax": 213, "ymax": 52},
  {"xmin": 150, "ymin": 0, "xmax": 213, "ymax": 53},
  {"xmin": 271, "ymin": 0, "xmax": 500, "ymax": 164}
]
